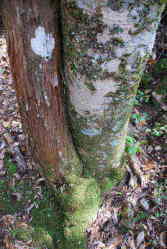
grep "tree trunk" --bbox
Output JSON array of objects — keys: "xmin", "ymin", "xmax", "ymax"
[
  {"xmin": 3, "ymin": 0, "xmax": 82, "ymax": 186},
  {"xmin": 2, "ymin": 0, "xmax": 165, "ymax": 249},
  {"xmin": 3, "ymin": 1, "xmax": 100, "ymax": 248},
  {"xmin": 62, "ymin": 0, "xmax": 165, "ymax": 179}
]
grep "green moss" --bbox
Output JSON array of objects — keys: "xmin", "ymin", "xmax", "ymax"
[
  {"xmin": 30, "ymin": 186, "xmax": 66, "ymax": 248},
  {"xmin": 11, "ymin": 226, "xmax": 33, "ymax": 242},
  {"xmin": 112, "ymin": 37, "xmax": 125, "ymax": 47},
  {"xmin": 30, "ymin": 177, "xmax": 100, "ymax": 249},
  {"xmin": 63, "ymin": 2, "xmax": 113, "ymax": 81},
  {"xmin": 107, "ymin": 0, "xmax": 123, "ymax": 10},
  {"xmin": 85, "ymin": 81, "xmax": 96, "ymax": 91},
  {"xmin": 63, "ymin": 0, "xmax": 156, "ymax": 188},
  {"xmin": 67, "ymin": 95, "xmax": 130, "ymax": 179},
  {"xmin": 45, "ymin": 164, "xmax": 53, "ymax": 177},
  {"xmin": 4, "ymin": 154, "xmax": 17, "ymax": 175},
  {"xmin": 99, "ymin": 168, "xmax": 125, "ymax": 193},
  {"xmin": 110, "ymin": 25, "xmax": 124, "ymax": 34},
  {"xmin": 11, "ymin": 226, "xmax": 54, "ymax": 249},
  {"xmin": 32, "ymin": 227, "xmax": 54, "ymax": 249},
  {"xmin": 62, "ymin": 175, "xmax": 101, "ymax": 249}
]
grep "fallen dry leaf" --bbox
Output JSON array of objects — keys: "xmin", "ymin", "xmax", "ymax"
[
  {"xmin": 136, "ymin": 231, "xmax": 145, "ymax": 247},
  {"xmin": 160, "ymin": 231, "xmax": 167, "ymax": 248},
  {"xmin": 139, "ymin": 198, "xmax": 150, "ymax": 211},
  {"xmin": 2, "ymin": 215, "xmax": 15, "ymax": 227},
  {"xmin": 11, "ymin": 192, "xmax": 22, "ymax": 201},
  {"xmin": 142, "ymin": 161, "xmax": 156, "ymax": 172},
  {"xmin": 0, "ymin": 159, "xmax": 4, "ymax": 170},
  {"xmin": 107, "ymin": 235, "xmax": 123, "ymax": 249},
  {"xmin": 3, "ymin": 234, "xmax": 15, "ymax": 249},
  {"xmin": 128, "ymin": 236, "xmax": 136, "ymax": 249}
]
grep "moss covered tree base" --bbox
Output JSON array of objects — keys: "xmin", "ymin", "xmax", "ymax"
[
  {"xmin": 57, "ymin": 171, "xmax": 126, "ymax": 249},
  {"xmin": 59, "ymin": 175, "xmax": 101, "ymax": 249}
]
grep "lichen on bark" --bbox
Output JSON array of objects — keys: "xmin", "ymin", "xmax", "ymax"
[
  {"xmin": 3, "ymin": 1, "xmax": 165, "ymax": 249},
  {"xmin": 62, "ymin": 0, "xmax": 165, "ymax": 179}
]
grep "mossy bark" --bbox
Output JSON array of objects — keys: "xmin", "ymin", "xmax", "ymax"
[
  {"xmin": 62, "ymin": 0, "xmax": 165, "ymax": 179},
  {"xmin": 2, "ymin": 1, "xmax": 165, "ymax": 249},
  {"xmin": 61, "ymin": 175, "xmax": 101, "ymax": 249},
  {"xmin": 3, "ymin": 1, "xmax": 100, "ymax": 249}
]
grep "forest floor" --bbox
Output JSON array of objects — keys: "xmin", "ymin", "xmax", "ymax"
[{"xmin": 0, "ymin": 33, "xmax": 166, "ymax": 249}]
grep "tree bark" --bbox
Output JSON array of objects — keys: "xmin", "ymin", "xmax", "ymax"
[
  {"xmin": 3, "ymin": 1, "xmax": 100, "ymax": 248},
  {"xmin": 2, "ymin": 0, "xmax": 165, "ymax": 249},
  {"xmin": 3, "ymin": 0, "xmax": 81, "ymax": 187},
  {"xmin": 62, "ymin": 0, "xmax": 165, "ymax": 180}
]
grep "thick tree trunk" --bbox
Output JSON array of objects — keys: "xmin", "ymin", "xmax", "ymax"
[
  {"xmin": 62, "ymin": 0, "xmax": 164, "ymax": 180},
  {"xmin": 2, "ymin": 0, "xmax": 165, "ymax": 249},
  {"xmin": 3, "ymin": 1, "xmax": 100, "ymax": 249},
  {"xmin": 3, "ymin": 0, "xmax": 81, "ymax": 186}
]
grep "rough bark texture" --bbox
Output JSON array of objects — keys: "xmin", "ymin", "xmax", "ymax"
[
  {"xmin": 2, "ymin": 1, "xmax": 165, "ymax": 249},
  {"xmin": 62, "ymin": 0, "xmax": 164, "ymax": 179},
  {"xmin": 3, "ymin": 1, "xmax": 100, "ymax": 249},
  {"xmin": 3, "ymin": 0, "xmax": 81, "ymax": 187}
]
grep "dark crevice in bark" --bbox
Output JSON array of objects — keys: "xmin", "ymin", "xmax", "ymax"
[{"xmin": 59, "ymin": 2, "xmax": 86, "ymax": 176}]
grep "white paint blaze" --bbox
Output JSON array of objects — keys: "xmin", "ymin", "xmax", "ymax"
[{"xmin": 31, "ymin": 26, "xmax": 55, "ymax": 60}]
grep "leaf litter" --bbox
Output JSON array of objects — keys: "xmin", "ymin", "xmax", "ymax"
[{"xmin": 0, "ymin": 20, "xmax": 166, "ymax": 249}]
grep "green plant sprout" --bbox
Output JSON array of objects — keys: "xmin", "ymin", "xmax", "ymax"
[
  {"xmin": 131, "ymin": 112, "xmax": 148, "ymax": 124},
  {"xmin": 4, "ymin": 155, "xmax": 17, "ymax": 175},
  {"xmin": 146, "ymin": 123, "xmax": 167, "ymax": 137},
  {"xmin": 125, "ymin": 136, "xmax": 142, "ymax": 155}
]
